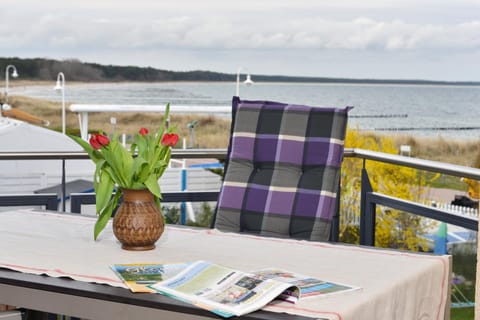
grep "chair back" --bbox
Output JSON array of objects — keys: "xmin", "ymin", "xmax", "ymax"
[{"xmin": 214, "ymin": 97, "xmax": 352, "ymax": 241}]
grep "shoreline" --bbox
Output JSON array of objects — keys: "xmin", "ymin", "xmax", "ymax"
[{"xmin": 6, "ymin": 80, "xmax": 480, "ymax": 91}]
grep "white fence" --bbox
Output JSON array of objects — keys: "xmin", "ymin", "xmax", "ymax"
[{"xmin": 427, "ymin": 200, "xmax": 479, "ymax": 218}]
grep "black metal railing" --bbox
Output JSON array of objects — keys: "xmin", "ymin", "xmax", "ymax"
[{"xmin": 343, "ymin": 148, "xmax": 480, "ymax": 245}]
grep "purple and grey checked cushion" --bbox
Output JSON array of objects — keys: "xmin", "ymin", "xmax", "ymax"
[{"xmin": 214, "ymin": 97, "xmax": 352, "ymax": 241}]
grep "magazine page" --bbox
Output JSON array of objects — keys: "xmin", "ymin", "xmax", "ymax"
[
  {"xmin": 149, "ymin": 260, "xmax": 298, "ymax": 318},
  {"xmin": 110, "ymin": 262, "xmax": 190, "ymax": 293},
  {"xmin": 251, "ymin": 268, "xmax": 361, "ymax": 301}
]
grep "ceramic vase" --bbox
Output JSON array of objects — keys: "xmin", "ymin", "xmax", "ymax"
[{"xmin": 112, "ymin": 189, "xmax": 164, "ymax": 251}]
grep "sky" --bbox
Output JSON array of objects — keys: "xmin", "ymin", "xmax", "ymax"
[{"xmin": 1, "ymin": 0, "xmax": 479, "ymax": 81}]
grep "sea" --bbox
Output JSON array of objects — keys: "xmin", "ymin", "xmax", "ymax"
[{"xmin": 12, "ymin": 81, "xmax": 480, "ymax": 140}]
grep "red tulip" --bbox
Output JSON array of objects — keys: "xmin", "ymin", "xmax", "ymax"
[
  {"xmin": 96, "ymin": 133, "xmax": 110, "ymax": 147},
  {"xmin": 89, "ymin": 133, "xmax": 110, "ymax": 150},
  {"xmin": 139, "ymin": 127, "xmax": 149, "ymax": 136},
  {"xmin": 161, "ymin": 133, "xmax": 179, "ymax": 147},
  {"xmin": 89, "ymin": 135, "xmax": 102, "ymax": 150}
]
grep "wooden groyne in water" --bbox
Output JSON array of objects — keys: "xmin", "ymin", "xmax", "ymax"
[
  {"xmin": 371, "ymin": 126, "xmax": 480, "ymax": 131},
  {"xmin": 351, "ymin": 114, "xmax": 408, "ymax": 118}
]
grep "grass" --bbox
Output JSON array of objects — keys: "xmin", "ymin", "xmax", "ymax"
[
  {"xmin": 5, "ymin": 94, "xmax": 231, "ymax": 149},
  {"xmin": 451, "ymin": 307, "xmax": 474, "ymax": 320},
  {"xmin": 426, "ymin": 172, "xmax": 467, "ymax": 191},
  {"xmin": 390, "ymin": 133, "xmax": 480, "ymax": 167}
]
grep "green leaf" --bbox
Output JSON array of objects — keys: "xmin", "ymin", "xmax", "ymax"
[
  {"xmin": 93, "ymin": 159, "xmax": 107, "ymax": 198},
  {"xmin": 94, "ymin": 190, "xmax": 122, "ymax": 240},
  {"xmin": 136, "ymin": 134, "xmax": 148, "ymax": 157},
  {"xmin": 130, "ymin": 142, "xmax": 137, "ymax": 156},
  {"xmin": 69, "ymin": 134, "xmax": 89, "ymax": 148},
  {"xmin": 133, "ymin": 156, "xmax": 149, "ymax": 184},
  {"xmin": 155, "ymin": 150, "xmax": 171, "ymax": 178},
  {"xmin": 95, "ymin": 170, "xmax": 115, "ymax": 214},
  {"xmin": 68, "ymin": 134, "xmax": 104, "ymax": 163},
  {"xmin": 94, "ymin": 209, "xmax": 111, "ymax": 241},
  {"xmin": 145, "ymin": 174, "xmax": 161, "ymax": 199},
  {"xmin": 103, "ymin": 140, "xmax": 132, "ymax": 187},
  {"xmin": 154, "ymin": 103, "xmax": 170, "ymax": 145},
  {"xmin": 154, "ymin": 196, "xmax": 161, "ymax": 210}
]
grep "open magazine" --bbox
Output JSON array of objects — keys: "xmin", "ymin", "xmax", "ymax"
[{"xmin": 139, "ymin": 260, "xmax": 360, "ymax": 318}]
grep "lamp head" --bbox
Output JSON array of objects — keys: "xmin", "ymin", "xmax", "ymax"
[
  {"xmin": 11, "ymin": 70, "xmax": 18, "ymax": 78},
  {"xmin": 187, "ymin": 120, "xmax": 199, "ymax": 128},
  {"xmin": 244, "ymin": 74, "xmax": 254, "ymax": 86},
  {"xmin": 54, "ymin": 80, "xmax": 64, "ymax": 91}
]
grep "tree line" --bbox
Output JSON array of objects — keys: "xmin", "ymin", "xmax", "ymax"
[
  {"xmin": 0, "ymin": 57, "xmax": 232, "ymax": 82},
  {"xmin": 1, "ymin": 57, "xmax": 479, "ymax": 85}
]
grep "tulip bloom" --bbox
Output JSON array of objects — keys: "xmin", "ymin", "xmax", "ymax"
[
  {"xmin": 161, "ymin": 133, "xmax": 179, "ymax": 147},
  {"xmin": 96, "ymin": 134, "xmax": 110, "ymax": 147},
  {"xmin": 89, "ymin": 133, "xmax": 110, "ymax": 150},
  {"xmin": 139, "ymin": 128, "xmax": 149, "ymax": 136},
  {"xmin": 89, "ymin": 135, "xmax": 101, "ymax": 150}
]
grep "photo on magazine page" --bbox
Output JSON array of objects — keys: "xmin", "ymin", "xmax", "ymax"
[
  {"xmin": 110, "ymin": 262, "xmax": 191, "ymax": 293},
  {"xmin": 251, "ymin": 268, "xmax": 361, "ymax": 301}
]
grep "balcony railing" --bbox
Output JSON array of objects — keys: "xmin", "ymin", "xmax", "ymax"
[{"xmin": 0, "ymin": 148, "xmax": 478, "ymax": 243}]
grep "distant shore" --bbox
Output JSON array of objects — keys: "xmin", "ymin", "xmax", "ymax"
[
  {"xmin": 7, "ymin": 79, "xmax": 480, "ymax": 91},
  {"xmin": 2, "ymin": 56, "xmax": 480, "ymax": 85}
]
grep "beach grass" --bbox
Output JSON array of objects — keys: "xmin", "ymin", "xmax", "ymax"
[{"xmin": 5, "ymin": 94, "xmax": 231, "ymax": 148}]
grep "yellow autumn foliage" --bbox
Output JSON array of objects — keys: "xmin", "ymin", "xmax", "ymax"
[{"xmin": 340, "ymin": 129, "xmax": 435, "ymax": 251}]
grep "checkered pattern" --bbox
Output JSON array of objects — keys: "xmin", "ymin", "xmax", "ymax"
[{"xmin": 214, "ymin": 97, "xmax": 352, "ymax": 241}]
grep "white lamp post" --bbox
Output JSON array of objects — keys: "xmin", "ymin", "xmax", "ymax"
[
  {"xmin": 2, "ymin": 64, "xmax": 19, "ymax": 116},
  {"xmin": 54, "ymin": 72, "xmax": 66, "ymax": 134},
  {"xmin": 235, "ymin": 67, "xmax": 254, "ymax": 97}
]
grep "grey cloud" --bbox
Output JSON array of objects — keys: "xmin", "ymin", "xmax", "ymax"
[
  {"xmin": 1, "ymin": 0, "xmax": 479, "ymax": 81},
  {"xmin": 103, "ymin": 17, "xmax": 480, "ymax": 52},
  {"xmin": 2, "ymin": 0, "xmax": 479, "ymax": 53},
  {"xmin": 3, "ymin": 13, "xmax": 480, "ymax": 53}
]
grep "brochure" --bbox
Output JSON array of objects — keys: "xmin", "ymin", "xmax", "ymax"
[
  {"xmin": 111, "ymin": 261, "xmax": 360, "ymax": 318},
  {"xmin": 110, "ymin": 262, "xmax": 190, "ymax": 293}
]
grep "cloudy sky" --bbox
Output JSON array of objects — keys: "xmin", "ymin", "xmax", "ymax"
[{"xmin": 1, "ymin": 0, "xmax": 479, "ymax": 81}]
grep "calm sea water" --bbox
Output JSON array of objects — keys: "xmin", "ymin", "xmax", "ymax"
[{"xmin": 14, "ymin": 81, "xmax": 480, "ymax": 139}]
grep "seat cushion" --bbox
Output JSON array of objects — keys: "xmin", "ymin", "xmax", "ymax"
[{"xmin": 215, "ymin": 97, "xmax": 352, "ymax": 241}]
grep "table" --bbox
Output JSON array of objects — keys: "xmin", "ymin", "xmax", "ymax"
[{"xmin": 0, "ymin": 209, "xmax": 451, "ymax": 320}]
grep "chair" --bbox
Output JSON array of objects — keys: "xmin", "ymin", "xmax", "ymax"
[
  {"xmin": 0, "ymin": 194, "xmax": 58, "ymax": 211},
  {"xmin": 214, "ymin": 97, "xmax": 352, "ymax": 241}
]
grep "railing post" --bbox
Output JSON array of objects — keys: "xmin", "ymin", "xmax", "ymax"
[
  {"xmin": 180, "ymin": 168, "xmax": 187, "ymax": 225},
  {"xmin": 330, "ymin": 175, "xmax": 341, "ymax": 242},
  {"xmin": 61, "ymin": 159, "xmax": 66, "ymax": 212},
  {"xmin": 360, "ymin": 166, "xmax": 375, "ymax": 246}
]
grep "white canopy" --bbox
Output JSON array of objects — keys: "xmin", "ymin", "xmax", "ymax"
[{"xmin": 0, "ymin": 117, "xmax": 82, "ymax": 152}]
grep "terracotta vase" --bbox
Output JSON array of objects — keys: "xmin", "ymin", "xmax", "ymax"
[{"xmin": 112, "ymin": 189, "xmax": 164, "ymax": 251}]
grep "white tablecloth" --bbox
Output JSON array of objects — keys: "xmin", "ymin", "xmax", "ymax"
[{"xmin": 0, "ymin": 209, "xmax": 450, "ymax": 320}]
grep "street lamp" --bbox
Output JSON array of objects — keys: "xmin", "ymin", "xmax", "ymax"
[
  {"xmin": 2, "ymin": 64, "xmax": 19, "ymax": 116},
  {"xmin": 235, "ymin": 67, "xmax": 254, "ymax": 97},
  {"xmin": 54, "ymin": 72, "xmax": 66, "ymax": 134}
]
